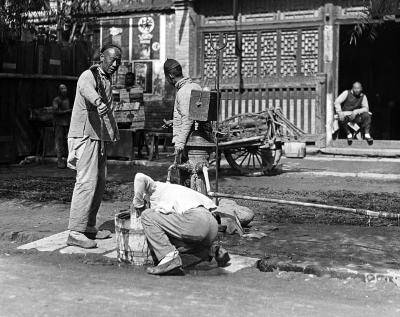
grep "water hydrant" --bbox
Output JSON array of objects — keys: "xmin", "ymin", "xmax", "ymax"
[{"xmin": 167, "ymin": 129, "xmax": 215, "ymax": 195}]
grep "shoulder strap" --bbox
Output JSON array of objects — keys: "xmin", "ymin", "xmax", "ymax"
[{"xmin": 90, "ymin": 66, "xmax": 109, "ymax": 106}]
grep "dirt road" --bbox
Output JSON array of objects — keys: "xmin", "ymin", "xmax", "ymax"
[
  {"xmin": 1, "ymin": 158, "xmax": 400, "ymax": 316},
  {"xmin": 1, "ymin": 244, "xmax": 400, "ymax": 317}
]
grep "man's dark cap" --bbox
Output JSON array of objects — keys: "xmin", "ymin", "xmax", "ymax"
[
  {"xmin": 164, "ymin": 59, "xmax": 181, "ymax": 74},
  {"xmin": 101, "ymin": 43, "xmax": 122, "ymax": 54}
]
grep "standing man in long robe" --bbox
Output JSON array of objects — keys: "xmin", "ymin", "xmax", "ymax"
[{"xmin": 66, "ymin": 44, "xmax": 121, "ymax": 248}]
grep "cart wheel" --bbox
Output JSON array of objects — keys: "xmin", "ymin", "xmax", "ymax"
[{"xmin": 224, "ymin": 146, "xmax": 282, "ymax": 176}]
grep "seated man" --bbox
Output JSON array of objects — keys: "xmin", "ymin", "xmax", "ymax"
[
  {"xmin": 334, "ymin": 82, "xmax": 373, "ymax": 145},
  {"xmin": 132, "ymin": 173, "xmax": 230, "ymax": 275},
  {"xmin": 124, "ymin": 71, "xmax": 136, "ymax": 90}
]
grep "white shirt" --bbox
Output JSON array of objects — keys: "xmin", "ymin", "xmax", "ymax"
[{"xmin": 132, "ymin": 173, "xmax": 216, "ymax": 215}]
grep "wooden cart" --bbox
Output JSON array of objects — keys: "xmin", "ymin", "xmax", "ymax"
[{"xmin": 218, "ymin": 108, "xmax": 307, "ymax": 176}]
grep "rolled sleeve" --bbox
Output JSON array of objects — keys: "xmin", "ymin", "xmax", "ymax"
[
  {"xmin": 78, "ymin": 70, "xmax": 101, "ymax": 106},
  {"xmin": 132, "ymin": 173, "xmax": 156, "ymax": 209}
]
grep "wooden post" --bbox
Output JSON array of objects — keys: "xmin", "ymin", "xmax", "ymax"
[
  {"xmin": 173, "ymin": 0, "xmax": 198, "ymax": 77},
  {"xmin": 323, "ymin": 3, "xmax": 336, "ymax": 147}
]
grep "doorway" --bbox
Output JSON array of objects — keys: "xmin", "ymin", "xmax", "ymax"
[{"xmin": 339, "ymin": 22, "xmax": 400, "ymax": 140}]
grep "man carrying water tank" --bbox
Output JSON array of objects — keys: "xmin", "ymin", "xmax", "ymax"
[{"xmin": 163, "ymin": 59, "xmax": 202, "ymax": 186}]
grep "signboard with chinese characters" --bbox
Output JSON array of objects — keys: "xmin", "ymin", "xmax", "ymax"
[{"xmin": 132, "ymin": 14, "xmax": 160, "ymax": 60}]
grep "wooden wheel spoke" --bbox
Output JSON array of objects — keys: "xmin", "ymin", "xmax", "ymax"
[
  {"xmin": 239, "ymin": 152, "xmax": 250, "ymax": 166},
  {"xmin": 225, "ymin": 146, "xmax": 282, "ymax": 176},
  {"xmin": 255, "ymin": 153, "xmax": 263, "ymax": 167},
  {"xmin": 246, "ymin": 154, "xmax": 252, "ymax": 168}
]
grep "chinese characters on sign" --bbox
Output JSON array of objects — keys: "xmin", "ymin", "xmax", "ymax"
[{"xmin": 101, "ymin": 14, "xmax": 160, "ymax": 92}]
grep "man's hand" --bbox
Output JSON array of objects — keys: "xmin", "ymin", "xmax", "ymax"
[
  {"xmin": 337, "ymin": 111, "xmax": 346, "ymax": 121},
  {"xmin": 348, "ymin": 111, "xmax": 357, "ymax": 121},
  {"xmin": 338, "ymin": 111, "xmax": 353, "ymax": 121},
  {"xmin": 162, "ymin": 119, "xmax": 173, "ymax": 129},
  {"xmin": 174, "ymin": 146, "xmax": 184, "ymax": 154},
  {"xmin": 174, "ymin": 146, "xmax": 184, "ymax": 164},
  {"xmin": 97, "ymin": 103, "xmax": 109, "ymax": 116}
]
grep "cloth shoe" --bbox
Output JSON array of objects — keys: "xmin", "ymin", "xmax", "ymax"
[
  {"xmin": 365, "ymin": 134, "xmax": 373, "ymax": 146},
  {"xmin": 147, "ymin": 251, "xmax": 184, "ymax": 276},
  {"xmin": 346, "ymin": 134, "xmax": 353, "ymax": 146},
  {"xmin": 84, "ymin": 230, "xmax": 112, "ymax": 240},
  {"xmin": 67, "ymin": 231, "xmax": 97, "ymax": 249}
]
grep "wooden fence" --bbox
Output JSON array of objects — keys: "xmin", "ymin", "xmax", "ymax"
[
  {"xmin": 0, "ymin": 40, "xmax": 91, "ymax": 76},
  {"xmin": 219, "ymin": 75, "xmax": 327, "ymax": 145}
]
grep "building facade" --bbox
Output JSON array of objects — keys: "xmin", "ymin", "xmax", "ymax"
[{"xmin": 94, "ymin": 0, "xmax": 400, "ymax": 145}]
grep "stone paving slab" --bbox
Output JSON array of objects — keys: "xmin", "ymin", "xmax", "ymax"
[
  {"xmin": 60, "ymin": 235, "xmax": 117, "ymax": 255},
  {"xmin": 18, "ymin": 231, "xmax": 69, "ymax": 252},
  {"xmin": 17, "ymin": 231, "xmax": 258, "ymax": 274}
]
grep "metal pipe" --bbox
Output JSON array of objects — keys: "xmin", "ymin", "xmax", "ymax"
[
  {"xmin": 166, "ymin": 164, "xmax": 175, "ymax": 183},
  {"xmin": 215, "ymin": 42, "xmax": 221, "ymax": 205},
  {"xmin": 210, "ymin": 33, "xmax": 227, "ymax": 206},
  {"xmin": 202, "ymin": 166, "xmax": 211, "ymax": 193},
  {"xmin": 208, "ymin": 191, "xmax": 400, "ymax": 220}
]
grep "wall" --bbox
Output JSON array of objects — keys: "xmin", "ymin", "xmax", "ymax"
[
  {"xmin": 193, "ymin": 1, "xmax": 372, "ymax": 146},
  {"xmin": 96, "ymin": 13, "xmax": 176, "ymax": 130},
  {"xmin": 0, "ymin": 74, "xmax": 78, "ymax": 159},
  {"xmin": 0, "ymin": 41, "xmax": 90, "ymax": 76},
  {"xmin": 0, "ymin": 41, "xmax": 91, "ymax": 161}
]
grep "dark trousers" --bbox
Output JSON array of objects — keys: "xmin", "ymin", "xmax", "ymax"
[
  {"xmin": 339, "ymin": 112, "xmax": 371, "ymax": 135},
  {"xmin": 55, "ymin": 125, "xmax": 68, "ymax": 162}
]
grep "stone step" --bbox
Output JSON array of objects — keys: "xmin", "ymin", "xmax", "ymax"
[
  {"xmin": 331, "ymin": 139, "xmax": 400, "ymax": 149},
  {"xmin": 321, "ymin": 146, "xmax": 400, "ymax": 158}
]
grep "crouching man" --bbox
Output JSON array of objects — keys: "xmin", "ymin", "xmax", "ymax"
[
  {"xmin": 132, "ymin": 173, "xmax": 230, "ymax": 275},
  {"xmin": 334, "ymin": 82, "xmax": 373, "ymax": 145}
]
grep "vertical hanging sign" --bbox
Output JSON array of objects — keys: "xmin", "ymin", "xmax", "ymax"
[{"xmin": 131, "ymin": 14, "xmax": 160, "ymax": 60}]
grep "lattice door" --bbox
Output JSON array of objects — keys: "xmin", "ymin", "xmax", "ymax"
[
  {"xmin": 280, "ymin": 30, "xmax": 298, "ymax": 76},
  {"xmin": 301, "ymin": 29, "xmax": 319, "ymax": 76},
  {"xmin": 202, "ymin": 27, "xmax": 320, "ymax": 81},
  {"xmin": 221, "ymin": 33, "xmax": 238, "ymax": 79},
  {"xmin": 260, "ymin": 31, "xmax": 278, "ymax": 77},
  {"xmin": 241, "ymin": 32, "xmax": 258, "ymax": 78},
  {"xmin": 203, "ymin": 33, "xmax": 218, "ymax": 79}
]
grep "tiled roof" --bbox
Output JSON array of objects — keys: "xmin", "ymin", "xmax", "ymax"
[{"xmin": 99, "ymin": 0, "xmax": 174, "ymax": 15}]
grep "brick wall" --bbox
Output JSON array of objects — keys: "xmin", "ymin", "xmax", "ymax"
[{"xmin": 174, "ymin": 3, "xmax": 198, "ymax": 78}]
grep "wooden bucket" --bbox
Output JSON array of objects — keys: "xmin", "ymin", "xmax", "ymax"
[
  {"xmin": 284, "ymin": 142, "xmax": 306, "ymax": 158},
  {"xmin": 115, "ymin": 211, "xmax": 153, "ymax": 265}
]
